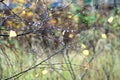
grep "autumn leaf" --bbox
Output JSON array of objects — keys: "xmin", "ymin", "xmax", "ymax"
[
  {"xmin": 68, "ymin": 15, "xmax": 72, "ymax": 18},
  {"xmin": 35, "ymin": 74, "xmax": 39, "ymax": 77},
  {"xmin": 84, "ymin": 63, "xmax": 90, "ymax": 69},
  {"xmin": 83, "ymin": 50, "xmax": 89, "ymax": 56},
  {"xmin": 58, "ymin": 18, "xmax": 62, "ymax": 24},
  {"xmin": 20, "ymin": 11, "xmax": 26, "ymax": 17},
  {"xmin": 81, "ymin": 44, "xmax": 86, "ymax": 49},
  {"xmin": 17, "ymin": 0, "xmax": 25, "ymax": 4},
  {"xmin": 9, "ymin": 30, "xmax": 17, "ymax": 38},
  {"xmin": 62, "ymin": 30, "xmax": 65, "ymax": 35},
  {"xmin": 42, "ymin": 70, "xmax": 48, "ymax": 75},
  {"xmin": 69, "ymin": 33, "xmax": 74, "ymax": 38},
  {"xmin": 49, "ymin": 19, "xmax": 56, "ymax": 24},
  {"xmin": 108, "ymin": 16, "xmax": 114, "ymax": 23},
  {"xmin": 101, "ymin": 33, "xmax": 107, "ymax": 39},
  {"xmin": 27, "ymin": 12, "xmax": 33, "ymax": 17}
]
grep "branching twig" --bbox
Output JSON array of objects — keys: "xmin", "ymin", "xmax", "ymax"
[
  {"xmin": 5, "ymin": 47, "xmax": 65, "ymax": 80},
  {"xmin": 63, "ymin": 48, "xmax": 76, "ymax": 80}
]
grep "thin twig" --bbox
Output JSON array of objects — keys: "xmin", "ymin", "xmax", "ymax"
[
  {"xmin": 5, "ymin": 47, "xmax": 65, "ymax": 80},
  {"xmin": 63, "ymin": 48, "xmax": 76, "ymax": 80}
]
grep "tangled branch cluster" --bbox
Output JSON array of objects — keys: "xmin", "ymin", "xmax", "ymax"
[
  {"xmin": 0, "ymin": 0, "xmax": 83, "ymax": 49},
  {"xmin": 0, "ymin": 0, "xmax": 119, "ymax": 80}
]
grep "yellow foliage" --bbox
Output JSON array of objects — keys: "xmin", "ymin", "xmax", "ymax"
[
  {"xmin": 20, "ymin": 11, "xmax": 26, "ymax": 17},
  {"xmin": 81, "ymin": 44, "xmax": 86, "ymax": 49},
  {"xmin": 0, "ymin": 13, "xmax": 2, "ymax": 17},
  {"xmin": 62, "ymin": 30, "xmax": 65, "ymax": 35},
  {"xmin": 49, "ymin": 13, "xmax": 52, "ymax": 17},
  {"xmin": 35, "ymin": 74, "xmax": 39, "ymax": 77},
  {"xmin": 69, "ymin": 33, "xmax": 74, "ymax": 38},
  {"xmin": 101, "ymin": 33, "xmax": 107, "ymax": 39},
  {"xmin": 22, "ymin": 11, "xmax": 26, "ymax": 15},
  {"xmin": 17, "ymin": 0, "xmax": 25, "ymax": 4},
  {"xmin": 108, "ymin": 16, "xmax": 114, "ymax": 23},
  {"xmin": 49, "ymin": 19, "xmax": 56, "ymax": 24},
  {"xmin": 68, "ymin": 15, "xmax": 72, "ymax": 18},
  {"xmin": 30, "ymin": 2, "xmax": 36, "ymax": 9},
  {"xmin": 58, "ymin": 18, "xmax": 62, "ymax": 24},
  {"xmin": 7, "ymin": 21, "xmax": 13, "ymax": 26},
  {"xmin": 9, "ymin": 30, "xmax": 17, "ymax": 38},
  {"xmin": 73, "ymin": 15, "xmax": 79, "ymax": 23},
  {"xmin": 42, "ymin": 70, "xmax": 48, "ymax": 75},
  {"xmin": 83, "ymin": 50, "xmax": 89, "ymax": 56},
  {"xmin": 12, "ymin": 7, "xmax": 21, "ymax": 12},
  {"xmin": 26, "ymin": 12, "xmax": 33, "ymax": 17}
]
